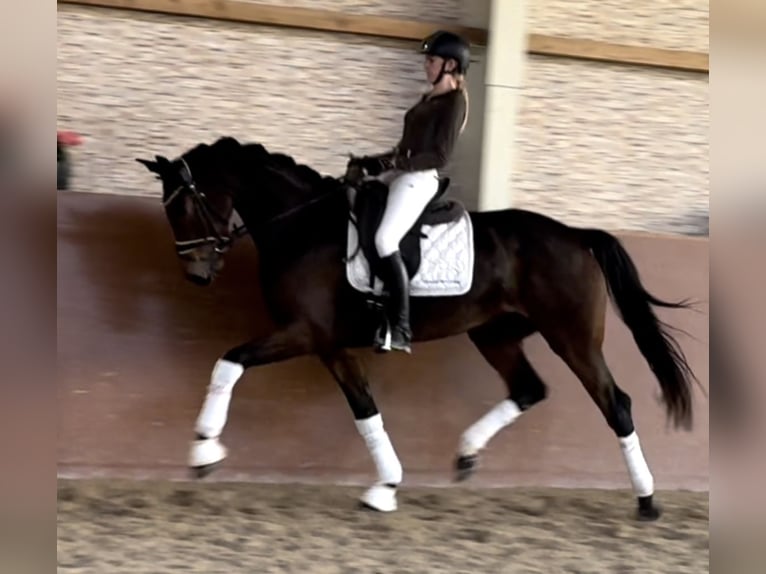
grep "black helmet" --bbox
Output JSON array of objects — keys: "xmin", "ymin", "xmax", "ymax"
[{"xmin": 420, "ymin": 30, "xmax": 471, "ymax": 74}]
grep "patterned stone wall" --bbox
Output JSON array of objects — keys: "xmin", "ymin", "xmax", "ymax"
[
  {"xmin": 57, "ymin": 5, "xmax": 449, "ymax": 198},
  {"xmin": 510, "ymin": 0, "xmax": 709, "ymax": 234},
  {"xmin": 510, "ymin": 57, "xmax": 708, "ymax": 234},
  {"xmin": 57, "ymin": 0, "xmax": 708, "ymax": 235},
  {"xmin": 527, "ymin": 0, "xmax": 709, "ymax": 52},
  {"xmin": 241, "ymin": 0, "xmax": 464, "ymax": 23}
]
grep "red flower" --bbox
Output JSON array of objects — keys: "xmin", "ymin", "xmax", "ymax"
[{"xmin": 57, "ymin": 131, "xmax": 83, "ymax": 146}]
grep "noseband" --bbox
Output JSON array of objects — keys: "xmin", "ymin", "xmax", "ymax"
[{"xmin": 164, "ymin": 157, "xmax": 248, "ymax": 256}]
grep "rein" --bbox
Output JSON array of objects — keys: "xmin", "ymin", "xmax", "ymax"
[{"xmin": 166, "ymin": 156, "xmax": 344, "ymax": 254}]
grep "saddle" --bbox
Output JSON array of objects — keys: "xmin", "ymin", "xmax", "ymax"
[{"xmin": 348, "ymin": 176, "xmax": 466, "ymax": 290}]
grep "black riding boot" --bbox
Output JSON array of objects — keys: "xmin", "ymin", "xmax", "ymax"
[{"xmin": 376, "ymin": 251, "xmax": 412, "ymax": 354}]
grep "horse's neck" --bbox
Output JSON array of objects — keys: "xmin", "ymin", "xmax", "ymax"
[
  {"xmin": 233, "ymin": 171, "xmax": 309, "ymax": 225},
  {"xmin": 233, "ymin": 180, "xmax": 345, "ymax": 254}
]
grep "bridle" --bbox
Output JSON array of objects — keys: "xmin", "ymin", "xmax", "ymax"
[
  {"xmin": 165, "ymin": 156, "xmax": 344, "ymax": 257},
  {"xmin": 164, "ymin": 157, "xmax": 248, "ymax": 256}
]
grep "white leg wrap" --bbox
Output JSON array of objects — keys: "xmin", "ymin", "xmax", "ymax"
[
  {"xmin": 459, "ymin": 399, "xmax": 522, "ymax": 456},
  {"xmin": 188, "ymin": 437, "xmax": 227, "ymax": 468},
  {"xmin": 360, "ymin": 484, "xmax": 398, "ymax": 512},
  {"xmin": 619, "ymin": 431, "xmax": 654, "ymax": 497},
  {"xmin": 194, "ymin": 359, "xmax": 244, "ymax": 439},
  {"xmin": 355, "ymin": 414, "xmax": 403, "ymax": 485}
]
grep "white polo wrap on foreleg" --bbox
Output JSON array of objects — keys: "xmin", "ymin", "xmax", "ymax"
[
  {"xmin": 619, "ymin": 431, "xmax": 654, "ymax": 497},
  {"xmin": 194, "ymin": 359, "xmax": 244, "ymax": 438},
  {"xmin": 460, "ymin": 399, "xmax": 522, "ymax": 456},
  {"xmin": 355, "ymin": 414, "xmax": 403, "ymax": 485}
]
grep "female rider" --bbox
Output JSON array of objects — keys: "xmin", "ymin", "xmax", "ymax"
[{"xmin": 356, "ymin": 30, "xmax": 471, "ymax": 354}]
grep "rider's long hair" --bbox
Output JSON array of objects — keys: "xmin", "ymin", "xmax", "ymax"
[{"xmin": 455, "ymin": 75, "xmax": 469, "ymax": 134}]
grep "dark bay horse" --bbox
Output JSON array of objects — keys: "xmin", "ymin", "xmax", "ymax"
[{"xmin": 137, "ymin": 136, "xmax": 699, "ymax": 519}]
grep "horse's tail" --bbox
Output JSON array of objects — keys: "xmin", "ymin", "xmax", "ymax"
[{"xmin": 582, "ymin": 228, "xmax": 697, "ymax": 430}]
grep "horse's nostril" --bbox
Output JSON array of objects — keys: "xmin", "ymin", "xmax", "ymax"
[{"xmin": 186, "ymin": 273, "xmax": 212, "ymax": 286}]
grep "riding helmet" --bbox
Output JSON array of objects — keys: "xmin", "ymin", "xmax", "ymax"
[{"xmin": 420, "ymin": 30, "xmax": 471, "ymax": 74}]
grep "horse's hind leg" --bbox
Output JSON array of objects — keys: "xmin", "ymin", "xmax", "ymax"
[
  {"xmin": 558, "ymin": 344, "xmax": 659, "ymax": 520},
  {"xmin": 456, "ymin": 313, "xmax": 546, "ymax": 481},
  {"xmin": 321, "ymin": 349, "xmax": 402, "ymax": 512},
  {"xmin": 539, "ymin": 308, "xmax": 661, "ymax": 521}
]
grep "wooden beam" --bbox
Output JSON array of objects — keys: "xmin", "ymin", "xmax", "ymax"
[
  {"xmin": 58, "ymin": 0, "xmax": 708, "ymax": 74},
  {"xmin": 57, "ymin": 0, "xmax": 488, "ymax": 45},
  {"xmin": 527, "ymin": 34, "xmax": 709, "ymax": 74}
]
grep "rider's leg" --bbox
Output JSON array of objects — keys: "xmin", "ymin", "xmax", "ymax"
[
  {"xmin": 374, "ymin": 169, "xmax": 440, "ymax": 352},
  {"xmin": 374, "ymin": 169, "xmax": 440, "ymax": 257}
]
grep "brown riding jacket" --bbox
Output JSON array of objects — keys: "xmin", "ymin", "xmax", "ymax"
[{"xmin": 377, "ymin": 88, "xmax": 467, "ymax": 172}]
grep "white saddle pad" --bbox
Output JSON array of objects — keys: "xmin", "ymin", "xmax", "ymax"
[{"xmin": 345, "ymin": 211, "xmax": 474, "ymax": 297}]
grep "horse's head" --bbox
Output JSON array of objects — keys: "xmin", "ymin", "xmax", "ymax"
[{"xmin": 136, "ymin": 138, "xmax": 241, "ymax": 286}]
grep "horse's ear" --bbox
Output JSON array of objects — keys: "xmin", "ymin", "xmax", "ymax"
[
  {"xmin": 137, "ymin": 155, "xmax": 172, "ymax": 175},
  {"xmin": 136, "ymin": 157, "xmax": 160, "ymax": 173}
]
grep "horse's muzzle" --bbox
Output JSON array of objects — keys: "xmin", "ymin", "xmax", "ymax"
[{"xmin": 181, "ymin": 253, "xmax": 224, "ymax": 286}]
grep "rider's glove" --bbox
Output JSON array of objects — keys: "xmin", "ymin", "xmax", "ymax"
[{"xmin": 359, "ymin": 156, "xmax": 394, "ymax": 176}]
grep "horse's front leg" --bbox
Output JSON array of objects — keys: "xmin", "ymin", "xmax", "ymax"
[
  {"xmin": 189, "ymin": 325, "xmax": 310, "ymax": 477},
  {"xmin": 321, "ymin": 349, "xmax": 403, "ymax": 512}
]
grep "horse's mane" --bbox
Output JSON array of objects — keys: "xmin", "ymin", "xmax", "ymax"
[{"xmin": 206, "ymin": 136, "xmax": 338, "ymax": 193}]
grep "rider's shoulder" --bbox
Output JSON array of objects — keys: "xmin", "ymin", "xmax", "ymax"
[{"xmin": 430, "ymin": 88, "xmax": 466, "ymax": 106}]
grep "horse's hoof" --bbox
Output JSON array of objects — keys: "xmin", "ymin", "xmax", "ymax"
[
  {"xmin": 636, "ymin": 495, "xmax": 662, "ymax": 521},
  {"xmin": 359, "ymin": 484, "xmax": 398, "ymax": 512},
  {"xmin": 455, "ymin": 454, "xmax": 478, "ymax": 482},
  {"xmin": 189, "ymin": 462, "xmax": 220, "ymax": 479},
  {"xmin": 188, "ymin": 437, "xmax": 227, "ymax": 472}
]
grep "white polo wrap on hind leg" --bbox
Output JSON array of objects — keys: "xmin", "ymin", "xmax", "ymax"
[
  {"xmin": 194, "ymin": 359, "xmax": 244, "ymax": 439},
  {"xmin": 355, "ymin": 414, "xmax": 403, "ymax": 485},
  {"xmin": 460, "ymin": 399, "xmax": 522, "ymax": 456},
  {"xmin": 619, "ymin": 431, "xmax": 654, "ymax": 497}
]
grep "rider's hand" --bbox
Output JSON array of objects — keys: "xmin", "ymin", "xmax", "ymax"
[{"xmin": 359, "ymin": 156, "xmax": 393, "ymax": 176}]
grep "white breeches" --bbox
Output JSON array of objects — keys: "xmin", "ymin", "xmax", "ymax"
[{"xmin": 374, "ymin": 169, "xmax": 440, "ymax": 257}]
